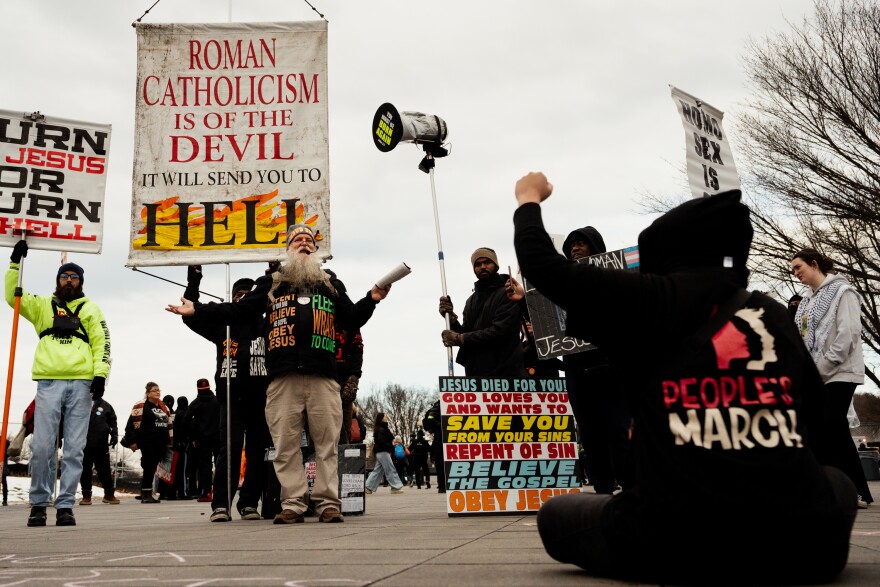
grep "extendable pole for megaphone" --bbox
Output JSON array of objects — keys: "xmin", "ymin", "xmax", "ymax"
[
  {"xmin": 420, "ymin": 145, "xmax": 455, "ymax": 376},
  {"xmin": 0, "ymin": 231, "xmax": 28, "ymax": 465}
]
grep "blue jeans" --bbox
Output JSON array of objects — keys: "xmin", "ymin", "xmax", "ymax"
[
  {"xmin": 29, "ymin": 379, "xmax": 91, "ymax": 509},
  {"xmin": 366, "ymin": 451, "xmax": 403, "ymax": 492}
]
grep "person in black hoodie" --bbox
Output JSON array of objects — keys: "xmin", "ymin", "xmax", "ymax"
[
  {"xmin": 78, "ymin": 397, "xmax": 119, "ymax": 505},
  {"xmin": 182, "ymin": 268, "xmax": 271, "ymax": 522},
  {"xmin": 558, "ymin": 226, "xmax": 631, "ymax": 494},
  {"xmin": 184, "ymin": 378, "xmax": 221, "ymax": 502},
  {"xmin": 513, "ymin": 172, "xmax": 856, "ymax": 585},
  {"xmin": 438, "ymin": 247, "xmax": 526, "ymax": 377},
  {"xmin": 120, "ymin": 382, "xmax": 172, "ymax": 503}
]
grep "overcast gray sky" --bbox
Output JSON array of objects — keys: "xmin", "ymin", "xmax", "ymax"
[{"xmin": 3, "ymin": 0, "xmax": 850, "ymax": 427}]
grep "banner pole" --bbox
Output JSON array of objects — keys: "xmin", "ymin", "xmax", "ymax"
[{"xmin": 0, "ymin": 231, "xmax": 28, "ymax": 464}]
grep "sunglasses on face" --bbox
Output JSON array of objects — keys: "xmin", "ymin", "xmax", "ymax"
[{"xmin": 59, "ymin": 273, "xmax": 81, "ymax": 281}]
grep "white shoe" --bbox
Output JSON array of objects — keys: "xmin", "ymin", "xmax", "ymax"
[{"xmin": 857, "ymin": 495, "xmax": 869, "ymax": 509}]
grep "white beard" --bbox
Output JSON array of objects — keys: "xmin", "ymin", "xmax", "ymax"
[{"xmin": 280, "ymin": 249, "xmax": 334, "ymax": 292}]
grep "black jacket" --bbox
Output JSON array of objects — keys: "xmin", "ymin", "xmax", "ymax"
[
  {"xmin": 182, "ymin": 281, "xmax": 268, "ymax": 400},
  {"xmin": 194, "ymin": 271, "xmax": 378, "ymax": 381},
  {"xmin": 514, "ymin": 197, "xmax": 839, "ymax": 576},
  {"xmin": 185, "ymin": 389, "xmax": 221, "ymax": 445},
  {"xmin": 373, "ymin": 422, "xmax": 395, "ymax": 454},
  {"xmin": 409, "ymin": 435, "xmax": 431, "ymax": 462},
  {"xmin": 86, "ymin": 398, "xmax": 118, "ymax": 449},
  {"xmin": 450, "ymin": 272, "xmax": 526, "ymax": 377},
  {"xmin": 122, "ymin": 400, "xmax": 171, "ymax": 454},
  {"xmin": 561, "ymin": 225, "xmax": 612, "ymax": 371}
]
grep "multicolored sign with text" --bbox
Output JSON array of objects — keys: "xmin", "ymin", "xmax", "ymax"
[{"xmin": 439, "ymin": 376, "xmax": 580, "ymax": 516}]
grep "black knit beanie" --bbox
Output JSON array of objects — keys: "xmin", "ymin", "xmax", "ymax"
[{"xmin": 57, "ymin": 262, "xmax": 85, "ymax": 284}]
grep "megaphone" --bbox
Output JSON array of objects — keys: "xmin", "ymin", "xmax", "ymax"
[{"xmin": 372, "ymin": 103, "xmax": 448, "ymax": 153}]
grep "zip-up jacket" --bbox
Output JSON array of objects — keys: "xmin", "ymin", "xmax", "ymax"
[
  {"xmin": 450, "ymin": 272, "xmax": 525, "ymax": 377},
  {"xmin": 86, "ymin": 398, "xmax": 118, "ymax": 449},
  {"xmin": 6, "ymin": 263, "xmax": 111, "ymax": 380}
]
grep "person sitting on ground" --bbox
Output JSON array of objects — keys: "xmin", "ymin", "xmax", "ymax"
[{"xmin": 512, "ymin": 171, "xmax": 857, "ymax": 585}]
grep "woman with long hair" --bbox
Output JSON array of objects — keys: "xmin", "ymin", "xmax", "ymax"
[
  {"xmin": 364, "ymin": 412, "xmax": 404, "ymax": 494},
  {"xmin": 791, "ymin": 248, "xmax": 873, "ymax": 508}
]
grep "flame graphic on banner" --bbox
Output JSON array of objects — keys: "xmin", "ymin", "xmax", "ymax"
[{"xmin": 132, "ymin": 189, "xmax": 321, "ymax": 250}]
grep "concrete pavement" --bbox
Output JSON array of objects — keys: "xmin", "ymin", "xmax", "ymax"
[{"xmin": 1, "ymin": 480, "xmax": 879, "ymax": 586}]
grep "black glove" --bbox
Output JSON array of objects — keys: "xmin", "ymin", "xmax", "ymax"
[
  {"xmin": 109, "ymin": 437, "xmax": 117, "ymax": 447},
  {"xmin": 266, "ymin": 261, "xmax": 281, "ymax": 275},
  {"xmin": 10, "ymin": 240, "xmax": 28, "ymax": 263},
  {"xmin": 187, "ymin": 265, "xmax": 202, "ymax": 284},
  {"xmin": 90, "ymin": 376, "xmax": 105, "ymax": 399}
]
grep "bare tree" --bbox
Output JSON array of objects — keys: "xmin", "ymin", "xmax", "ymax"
[
  {"xmin": 359, "ymin": 383, "xmax": 438, "ymax": 443},
  {"xmin": 735, "ymin": 0, "xmax": 880, "ymax": 387}
]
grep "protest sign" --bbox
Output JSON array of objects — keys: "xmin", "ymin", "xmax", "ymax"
[
  {"xmin": 525, "ymin": 246, "xmax": 639, "ymax": 359},
  {"xmin": 670, "ymin": 85, "xmax": 740, "ymax": 199},
  {"xmin": 129, "ymin": 21, "xmax": 329, "ymax": 266},
  {"xmin": 0, "ymin": 109, "xmax": 110, "ymax": 253},
  {"xmin": 439, "ymin": 376, "xmax": 580, "ymax": 515}
]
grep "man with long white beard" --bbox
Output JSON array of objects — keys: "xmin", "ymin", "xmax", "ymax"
[{"xmin": 166, "ymin": 224, "xmax": 390, "ymax": 524}]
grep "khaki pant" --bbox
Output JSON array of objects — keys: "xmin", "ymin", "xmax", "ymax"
[{"xmin": 266, "ymin": 373, "xmax": 341, "ymax": 516}]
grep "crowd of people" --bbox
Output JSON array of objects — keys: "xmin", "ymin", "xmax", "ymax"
[{"xmin": 3, "ymin": 170, "xmax": 874, "ymax": 585}]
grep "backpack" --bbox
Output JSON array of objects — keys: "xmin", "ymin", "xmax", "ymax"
[{"xmin": 394, "ymin": 444, "xmax": 406, "ymax": 459}]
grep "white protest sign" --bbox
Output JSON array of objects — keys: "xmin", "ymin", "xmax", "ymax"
[
  {"xmin": 129, "ymin": 21, "xmax": 329, "ymax": 267},
  {"xmin": 670, "ymin": 85, "xmax": 740, "ymax": 199},
  {"xmin": 0, "ymin": 109, "xmax": 111, "ymax": 253}
]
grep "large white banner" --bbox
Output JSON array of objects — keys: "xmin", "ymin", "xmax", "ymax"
[
  {"xmin": 670, "ymin": 86, "xmax": 740, "ymax": 199},
  {"xmin": 0, "ymin": 109, "xmax": 111, "ymax": 254},
  {"xmin": 129, "ymin": 21, "xmax": 330, "ymax": 267}
]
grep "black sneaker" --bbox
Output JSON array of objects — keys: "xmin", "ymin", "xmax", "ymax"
[
  {"xmin": 27, "ymin": 506, "xmax": 47, "ymax": 527},
  {"xmin": 56, "ymin": 508, "xmax": 76, "ymax": 526}
]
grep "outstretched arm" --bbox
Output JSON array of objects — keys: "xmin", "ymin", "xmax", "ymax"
[{"xmin": 166, "ymin": 297, "xmax": 195, "ymax": 316}]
